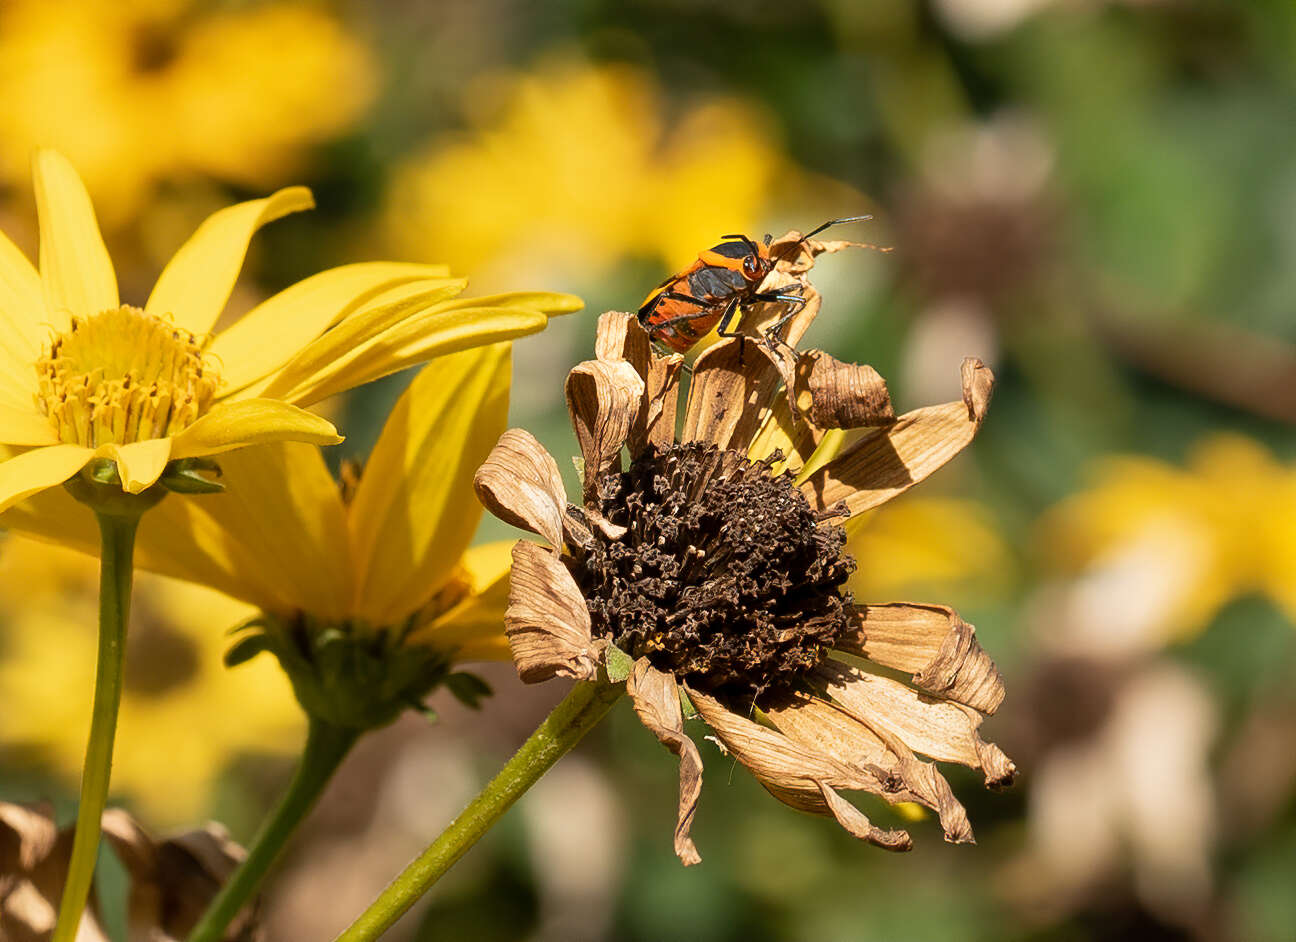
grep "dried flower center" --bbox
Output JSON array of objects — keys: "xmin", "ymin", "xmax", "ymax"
[
  {"xmin": 570, "ymin": 442, "xmax": 856, "ymax": 704},
  {"xmin": 36, "ymin": 306, "xmax": 219, "ymax": 447}
]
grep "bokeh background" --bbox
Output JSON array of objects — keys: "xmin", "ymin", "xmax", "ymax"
[{"xmin": 2, "ymin": 0, "xmax": 1295, "ymax": 939}]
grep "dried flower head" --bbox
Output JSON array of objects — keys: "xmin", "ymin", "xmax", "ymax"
[
  {"xmin": 475, "ymin": 232, "xmax": 1016, "ymax": 864},
  {"xmin": 0, "ymin": 801, "xmax": 256, "ymax": 941}
]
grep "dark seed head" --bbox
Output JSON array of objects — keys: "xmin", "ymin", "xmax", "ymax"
[{"xmin": 568, "ymin": 442, "xmax": 856, "ymax": 705}]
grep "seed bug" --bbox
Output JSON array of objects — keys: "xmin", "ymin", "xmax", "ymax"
[{"xmin": 636, "ymin": 216, "xmax": 874, "ymax": 354}]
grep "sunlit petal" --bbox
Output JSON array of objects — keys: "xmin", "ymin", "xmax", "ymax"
[
  {"xmin": 146, "ymin": 187, "xmax": 315, "ymax": 336},
  {"xmin": 32, "ymin": 150, "xmax": 117, "ymax": 324},
  {"xmin": 169, "ymin": 398, "xmax": 341, "ymax": 460},
  {"xmin": 0, "ymin": 443, "xmax": 92, "ymax": 513},
  {"xmin": 0, "ymin": 402, "xmax": 59, "ymax": 446},
  {"xmin": 209, "ymin": 262, "xmax": 452, "ymax": 395},
  {"xmin": 0, "ymin": 230, "xmax": 45, "ymax": 387},
  {"xmin": 349, "ymin": 345, "xmax": 512, "ymax": 624},
  {"xmin": 259, "ymin": 305, "xmax": 547, "ymax": 407},
  {"xmin": 96, "ymin": 438, "xmax": 173, "ymax": 494}
]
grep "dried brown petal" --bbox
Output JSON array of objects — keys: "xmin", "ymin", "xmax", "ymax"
[
  {"xmin": 0, "ymin": 803, "xmax": 255, "ymax": 942},
  {"xmin": 796, "ymin": 350, "xmax": 895, "ymax": 430},
  {"xmin": 815, "ymin": 660, "xmax": 1016, "ymax": 787},
  {"xmin": 565, "ymin": 359, "xmax": 644, "ymax": 497},
  {"xmin": 504, "ymin": 540, "xmax": 599, "ymax": 683},
  {"xmin": 689, "ymin": 689, "xmax": 912, "ymax": 851},
  {"xmin": 594, "ymin": 311, "xmax": 682, "ymax": 455},
  {"xmin": 681, "ymin": 338, "xmax": 783, "ymax": 450},
  {"xmin": 626, "ymin": 659, "xmax": 703, "ymax": 865},
  {"xmin": 765, "ymin": 693, "xmax": 974, "ymax": 843},
  {"xmin": 102, "ymin": 811, "xmax": 257, "ymax": 942},
  {"xmin": 474, "ymin": 429, "xmax": 568, "ymax": 548},
  {"xmin": 798, "ymin": 359, "xmax": 995, "ymax": 515},
  {"xmin": 837, "ymin": 604, "xmax": 1006, "ymax": 714}
]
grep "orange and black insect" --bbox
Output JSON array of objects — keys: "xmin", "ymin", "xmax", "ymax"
[{"xmin": 637, "ymin": 215, "xmax": 872, "ymax": 354}]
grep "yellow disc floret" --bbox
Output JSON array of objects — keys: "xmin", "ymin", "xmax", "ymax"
[{"xmin": 36, "ymin": 306, "xmax": 220, "ymax": 447}]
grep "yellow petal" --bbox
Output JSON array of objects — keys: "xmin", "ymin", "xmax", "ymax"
[
  {"xmin": 33, "ymin": 150, "xmax": 117, "ymax": 322},
  {"xmin": 408, "ymin": 541, "xmax": 514, "ymax": 657},
  {"xmin": 251, "ymin": 279, "xmax": 466, "ymax": 401},
  {"xmin": 0, "ymin": 443, "xmax": 92, "ymax": 513},
  {"xmin": 0, "ymin": 230, "xmax": 45, "ymax": 389},
  {"xmin": 259, "ymin": 304, "xmax": 547, "ymax": 407},
  {"xmin": 0, "ymin": 440, "xmax": 354, "ymax": 615},
  {"xmin": 170, "ymin": 399, "xmax": 341, "ymax": 460},
  {"xmin": 0, "ymin": 403, "xmax": 59, "ymax": 446},
  {"xmin": 146, "ymin": 187, "xmax": 315, "ymax": 336},
  {"xmin": 349, "ymin": 345, "xmax": 512, "ymax": 624},
  {"xmin": 165, "ymin": 443, "xmax": 355, "ymax": 619},
  {"xmin": 209, "ymin": 262, "xmax": 452, "ymax": 395},
  {"xmin": 96, "ymin": 438, "xmax": 172, "ymax": 494}
]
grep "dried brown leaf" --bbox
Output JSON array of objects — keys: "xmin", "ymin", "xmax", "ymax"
[
  {"xmin": 626, "ymin": 659, "xmax": 703, "ymax": 865},
  {"xmin": 689, "ymin": 689, "xmax": 912, "ymax": 851},
  {"xmin": 565, "ymin": 359, "xmax": 644, "ymax": 497},
  {"xmin": 798, "ymin": 359, "xmax": 995, "ymax": 515},
  {"xmin": 815, "ymin": 660, "xmax": 1016, "ymax": 787},
  {"xmin": 504, "ymin": 540, "xmax": 598, "ymax": 683},
  {"xmin": 796, "ymin": 351, "xmax": 895, "ymax": 430},
  {"xmin": 837, "ymin": 604, "xmax": 1006, "ymax": 714},
  {"xmin": 474, "ymin": 429, "xmax": 568, "ymax": 548}
]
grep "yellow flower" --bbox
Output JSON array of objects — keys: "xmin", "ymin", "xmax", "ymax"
[
  {"xmin": 0, "ymin": 149, "xmax": 580, "ymax": 514},
  {"xmin": 382, "ymin": 58, "xmax": 787, "ymax": 281},
  {"xmin": 0, "ymin": 0, "xmax": 376, "ymax": 224},
  {"xmin": 1039, "ymin": 433, "xmax": 1296, "ymax": 638},
  {"xmin": 10, "ymin": 344, "xmax": 532, "ymax": 729},
  {"xmin": 0, "ymin": 533, "xmax": 303, "ymax": 825}
]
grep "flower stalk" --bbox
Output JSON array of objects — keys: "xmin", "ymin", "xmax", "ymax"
[
  {"xmin": 51, "ymin": 509, "xmax": 140, "ymax": 942},
  {"xmin": 187, "ymin": 717, "xmax": 359, "ymax": 942},
  {"xmin": 335, "ymin": 680, "xmax": 623, "ymax": 942}
]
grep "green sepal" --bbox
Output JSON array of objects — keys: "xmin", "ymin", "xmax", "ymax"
[
  {"xmin": 224, "ymin": 633, "xmax": 271, "ymax": 668},
  {"xmin": 678, "ymin": 687, "xmax": 698, "ymax": 720},
  {"xmin": 444, "ymin": 672, "xmax": 492, "ymax": 710},
  {"xmin": 227, "ymin": 612, "xmax": 468, "ymax": 733},
  {"xmin": 160, "ymin": 457, "xmax": 224, "ymax": 494},
  {"xmin": 604, "ymin": 642, "xmax": 634, "ymax": 684}
]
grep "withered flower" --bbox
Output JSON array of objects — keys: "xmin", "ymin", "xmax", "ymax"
[
  {"xmin": 0, "ymin": 802, "xmax": 256, "ymax": 941},
  {"xmin": 474, "ymin": 233, "xmax": 1016, "ymax": 864}
]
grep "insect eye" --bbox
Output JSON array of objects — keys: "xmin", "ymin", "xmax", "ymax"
[{"xmin": 743, "ymin": 255, "xmax": 762, "ymax": 277}]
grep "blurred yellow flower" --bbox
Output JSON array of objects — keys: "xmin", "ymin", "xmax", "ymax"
[
  {"xmin": 1040, "ymin": 434, "xmax": 1296, "ymax": 638},
  {"xmin": 847, "ymin": 496, "xmax": 1012, "ymax": 602},
  {"xmin": 0, "ymin": 533, "xmax": 302, "ymax": 825},
  {"xmin": 0, "ymin": 0, "xmax": 375, "ymax": 225},
  {"xmin": 0, "ymin": 149, "xmax": 579, "ymax": 514},
  {"xmin": 382, "ymin": 58, "xmax": 787, "ymax": 282}
]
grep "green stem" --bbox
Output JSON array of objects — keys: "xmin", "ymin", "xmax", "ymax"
[
  {"xmin": 51, "ymin": 512, "xmax": 139, "ymax": 942},
  {"xmin": 335, "ymin": 680, "xmax": 623, "ymax": 942},
  {"xmin": 187, "ymin": 717, "xmax": 359, "ymax": 942}
]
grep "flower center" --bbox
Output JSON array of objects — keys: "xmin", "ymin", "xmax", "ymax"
[
  {"xmin": 35, "ymin": 306, "xmax": 219, "ymax": 447},
  {"xmin": 570, "ymin": 442, "xmax": 856, "ymax": 704}
]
